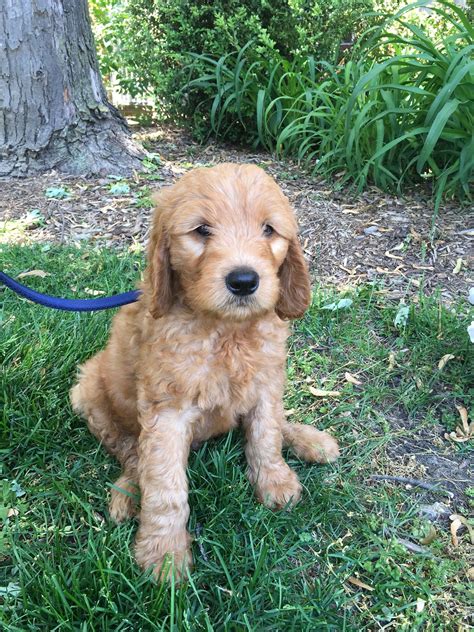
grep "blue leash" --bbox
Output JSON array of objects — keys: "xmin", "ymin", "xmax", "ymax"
[{"xmin": 0, "ymin": 271, "xmax": 141, "ymax": 312}]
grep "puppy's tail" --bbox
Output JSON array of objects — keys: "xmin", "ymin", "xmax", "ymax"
[{"xmin": 282, "ymin": 423, "xmax": 339, "ymax": 463}]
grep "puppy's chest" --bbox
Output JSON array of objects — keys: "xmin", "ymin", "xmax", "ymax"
[
  {"xmin": 155, "ymin": 324, "xmax": 286, "ymax": 411},
  {"xmin": 189, "ymin": 331, "xmax": 265, "ymax": 410}
]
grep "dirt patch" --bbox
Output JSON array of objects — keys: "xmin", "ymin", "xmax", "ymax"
[
  {"xmin": 378, "ymin": 412, "xmax": 473, "ymax": 508},
  {"xmin": 1, "ymin": 126, "xmax": 472, "ymax": 304}
]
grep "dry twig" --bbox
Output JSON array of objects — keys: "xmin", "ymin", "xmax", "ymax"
[{"xmin": 370, "ymin": 475, "xmax": 453, "ymax": 498}]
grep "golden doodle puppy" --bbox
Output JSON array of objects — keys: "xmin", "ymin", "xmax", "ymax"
[{"xmin": 70, "ymin": 163, "xmax": 339, "ymax": 581}]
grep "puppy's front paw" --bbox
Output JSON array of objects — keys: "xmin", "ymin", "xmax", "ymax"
[
  {"xmin": 135, "ymin": 530, "xmax": 193, "ymax": 584},
  {"xmin": 150, "ymin": 549, "xmax": 193, "ymax": 584},
  {"xmin": 254, "ymin": 466, "xmax": 302, "ymax": 510}
]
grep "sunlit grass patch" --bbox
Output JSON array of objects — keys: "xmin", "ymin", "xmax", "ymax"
[{"xmin": 1, "ymin": 244, "xmax": 472, "ymax": 630}]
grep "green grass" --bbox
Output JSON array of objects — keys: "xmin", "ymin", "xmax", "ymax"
[{"xmin": 1, "ymin": 244, "xmax": 472, "ymax": 630}]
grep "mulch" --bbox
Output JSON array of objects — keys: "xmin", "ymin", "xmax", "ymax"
[
  {"xmin": 1, "ymin": 126, "xmax": 472, "ymax": 305},
  {"xmin": 1, "ymin": 126, "xmax": 472, "ymax": 509}
]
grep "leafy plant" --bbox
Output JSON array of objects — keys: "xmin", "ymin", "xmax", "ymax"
[
  {"xmin": 184, "ymin": 0, "xmax": 474, "ymax": 210},
  {"xmin": 89, "ymin": 0, "xmax": 373, "ymax": 117},
  {"xmin": 44, "ymin": 187, "xmax": 71, "ymax": 200},
  {"xmin": 109, "ymin": 182, "xmax": 130, "ymax": 195}
]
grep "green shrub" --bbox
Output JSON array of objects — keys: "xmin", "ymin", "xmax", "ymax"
[
  {"xmin": 89, "ymin": 0, "xmax": 373, "ymax": 117},
  {"xmin": 184, "ymin": 0, "xmax": 474, "ymax": 209}
]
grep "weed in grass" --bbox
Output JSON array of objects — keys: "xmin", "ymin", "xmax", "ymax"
[
  {"xmin": 1, "ymin": 244, "xmax": 472, "ymax": 630},
  {"xmin": 135, "ymin": 187, "xmax": 154, "ymax": 209}
]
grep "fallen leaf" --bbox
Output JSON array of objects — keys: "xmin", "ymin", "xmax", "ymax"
[
  {"xmin": 388, "ymin": 351, "xmax": 396, "ymax": 370},
  {"xmin": 467, "ymin": 567, "xmax": 474, "ymax": 580},
  {"xmin": 450, "ymin": 514, "xmax": 474, "ymax": 545},
  {"xmin": 376, "ymin": 266, "xmax": 405, "ymax": 275},
  {"xmin": 0, "ymin": 582, "xmax": 21, "ymax": 597},
  {"xmin": 92, "ymin": 511, "xmax": 105, "ymax": 525},
  {"xmin": 321, "ymin": 298, "xmax": 353, "ymax": 311},
  {"xmin": 410, "ymin": 227, "xmax": 422, "ymax": 242},
  {"xmin": 309, "ymin": 387, "xmax": 341, "ymax": 398},
  {"xmin": 45, "ymin": 186, "xmax": 70, "ymax": 199},
  {"xmin": 215, "ymin": 586, "xmax": 233, "ymax": 598},
  {"xmin": 468, "ymin": 321, "xmax": 474, "ymax": 343},
  {"xmin": 450, "ymin": 517, "xmax": 462, "ymax": 546},
  {"xmin": 391, "ymin": 242, "xmax": 405, "ymax": 251},
  {"xmin": 284, "ymin": 408, "xmax": 296, "ymax": 417},
  {"xmin": 396, "ymin": 537, "xmax": 432, "ymax": 556},
  {"xmin": 17, "ymin": 269, "xmax": 50, "ymax": 279},
  {"xmin": 394, "ymin": 304, "xmax": 410, "ymax": 328},
  {"xmin": 109, "ymin": 182, "xmax": 130, "ymax": 195},
  {"xmin": 420, "ymin": 525, "xmax": 437, "ymax": 545},
  {"xmin": 99, "ymin": 204, "xmax": 116, "ymax": 214},
  {"xmin": 7, "ymin": 508, "xmax": 19, "ymax": 518},
  {"xmin": 416, "ymin": 598, "xmax": 426, "ymax": 613},
  {"xmin": 339, "ymin": 265, "xmax": 359, "ymax": 275},
  {"xmin": 438, "ymin": 354, "xmax": 455, "ymax": 370},
  {"xmin": 346, "ymin": 576, "xmax": 374, "ymax": 591},
  {"xmin": 364, "ymin": 226, "xmax": 380, "ymax": 236},
  {"xmin": 84, "ymin": 288, "xmax": 105, "ymax": 296},
  {"xmin": 452, "ymin": 257, "xmax": 463, "ymax": 274},
  {"xmin": 385, "ymin": 250, "xmax": 404, "ymax": 261},
  {"xmin": 444, "ymin": 405, "xmax": 473, "ymax": 444},
  {"xmin": 412, "ymin": 264, "xmax": 434, "ymax": 271},
  {"xmin": 345, "ymin": 372, "xmax": 362, "ymax": 385},
  {"xmin": 445, "ymin": 430, "xmax": 473, "ymax": 443},
  {"xmin": 10, "ymin": 481, "xmax": 25, "ymax": 497},
  {"xmin": 456, "ymin": 405, "xmax": 469, "ymax": 435}
]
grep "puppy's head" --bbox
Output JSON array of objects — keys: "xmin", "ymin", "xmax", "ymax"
[{"xmin": 146, "ymin": 163, "xmax": 311, "ymax": 321}]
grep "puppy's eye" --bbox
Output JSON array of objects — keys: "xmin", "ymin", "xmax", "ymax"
[
  {"xmin": 263, "ymin": 224, "xmax": 274, "ymax": 237},
  {"xmin": 195, "ymin": 225, "xmax": 212, "ymax": 237}
]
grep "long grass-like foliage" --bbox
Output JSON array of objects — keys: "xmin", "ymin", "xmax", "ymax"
[{"xmin": 184, "ymin": 0, "xmax": 474, "ymax": 209}]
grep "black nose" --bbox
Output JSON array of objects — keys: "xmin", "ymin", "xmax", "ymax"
[{"xmin": 225, "ymin": 267, "xmax": 259, "ymax": 296}]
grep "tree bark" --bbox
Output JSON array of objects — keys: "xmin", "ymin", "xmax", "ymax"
[{"xmin": 0, "ymin": 0, "xmax": 144, "ymax": 177}]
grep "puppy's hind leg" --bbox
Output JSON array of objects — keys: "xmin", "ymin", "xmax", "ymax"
[
  {"xmin": 70, "ymin": 354, "xmax": 139, "ymax": 522},
  {"xmin": 282, "ymin": 422, "xmax": 340, "ymax": 464}
]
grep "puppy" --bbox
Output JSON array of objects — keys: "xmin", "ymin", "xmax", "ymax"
[{"xmin": 70, "ymin": 163, "xmax": 339, "ymax": 581}]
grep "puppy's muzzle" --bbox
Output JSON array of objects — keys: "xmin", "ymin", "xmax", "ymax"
[{"xmin": 225, "ymin": 267, "xmax": 259, "ymax": 297}]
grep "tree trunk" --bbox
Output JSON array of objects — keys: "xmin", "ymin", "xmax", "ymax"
[{"xmin": 0, "ymin": 0, "xmax": 144, "ymax": 177}]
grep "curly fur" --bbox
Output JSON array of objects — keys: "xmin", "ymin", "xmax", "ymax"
[{"xmin": 70, "ymin": 163, "xmax": 339, "ymax": 582}]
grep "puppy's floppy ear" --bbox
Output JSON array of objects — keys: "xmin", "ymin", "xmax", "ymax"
[
  {"xmin": 275, "ymin": 237, "xmax": 312, "ymax": 320},
  {"xmin": 145, "ymin": 195, "xmax": 175, "ymax": 319}
]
